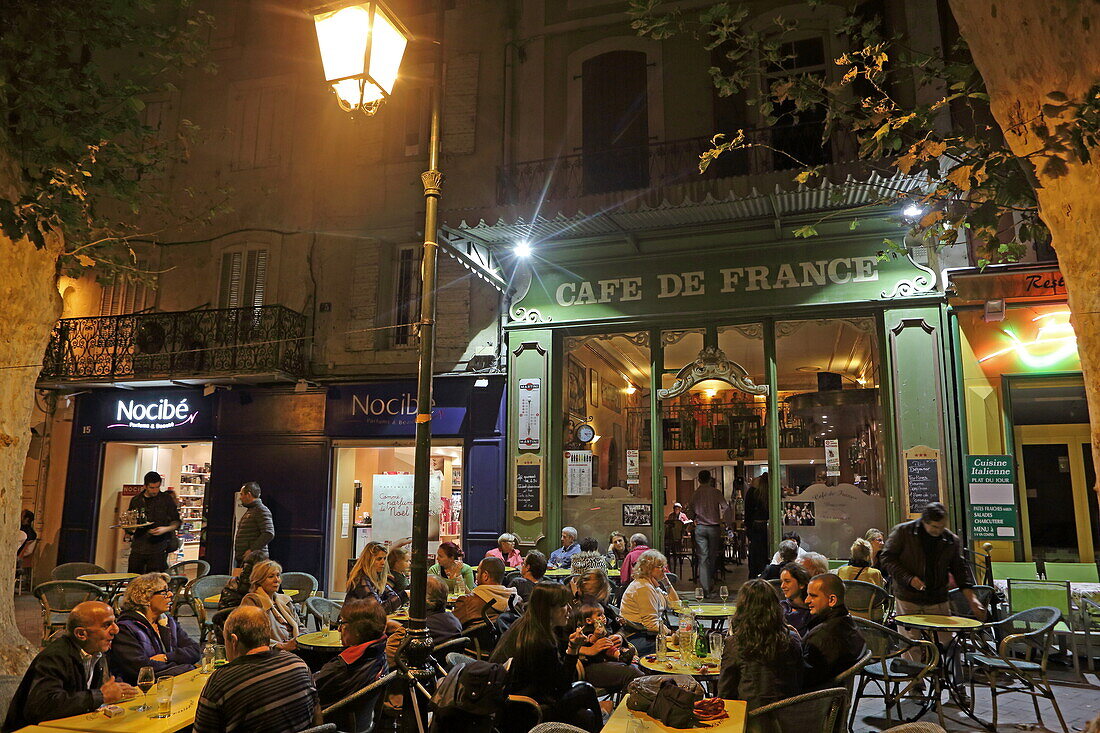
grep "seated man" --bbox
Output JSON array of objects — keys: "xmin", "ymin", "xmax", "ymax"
[
  {"xmin": 799, "ymin": 551, "xmax": 830, "ymax": 578},
  {"xmin": 769, "ymin": 531, "xmax": 809, "ymax": 565},
  {"xmin": 194, "ymin": 606, "xmax": 319, "ymax": 733},
  {"xmin": 507, "ymin": 550, "xmax": 547, "ymax": 603},
  {"xmin": 452, "ymin": 556, "xmax": 517, "ymax": 626},
  {"xmin": 4, "ymin": 601, "xmax": 136, "ymax": 730},
  {"xmin": 761, "ymin": 539, "xmax": 798, "ymax": 580},
  {"xmin": 425, "ymin": 574, "xmax": 464, "ymax": 644},
  {"xmin": 315, "ymin": 599, "xmax": 388, "ymax": 710},
  {"xmin": 547, "ymin": 527, "xmax": 581, "ymax": 569},
  {"xmin": 802, "ymin": 573, "xmax": 866, "ymax": 690}
]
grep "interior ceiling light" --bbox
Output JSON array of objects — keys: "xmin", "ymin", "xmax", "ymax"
[
  {"xmin": 796, "ymin": 365, "xmax": 822, "ymax": 372},
  {"xmin": 623, "ymin": 384, "xmax": 637, "ymax": 395}
]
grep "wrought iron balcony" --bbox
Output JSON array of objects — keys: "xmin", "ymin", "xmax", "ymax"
[
  {"xmin": 497, "ymin": 122, "xmax": 850, "ymax": 206},
  {"xmin": 39, "ymin": 305, "xmax": 308, "ymax": 385}
]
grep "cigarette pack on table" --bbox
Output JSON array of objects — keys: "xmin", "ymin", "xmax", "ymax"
[{"xmin": 102, "ymin": 705, "xmax": 125, "ymax": 717}]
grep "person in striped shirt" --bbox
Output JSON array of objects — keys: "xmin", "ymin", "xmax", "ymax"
[{"xmin": 194, "ymin": 606, "xmax": 319, "ymax": 733}]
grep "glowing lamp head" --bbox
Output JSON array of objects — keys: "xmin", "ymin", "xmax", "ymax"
[
  {"xmin": 514, "ymin": 240, "xmax": 532, "ymax": 258},
  {"xmin": 623, "ymin": 384, "xmax": 637, "ymax": 395},
  {"xmin": 310, "ymin": 2, "xmax": 410, "ymax": 114},
  {"xmin": 902, "ymin": 203, "xmax": 924, "ymax": 220}
]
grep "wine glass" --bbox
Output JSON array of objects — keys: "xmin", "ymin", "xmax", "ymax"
[
  {"xmin": 694, "ymin": 587, "xmax": 704, "ymax": 603},
  {"xmin": 719, "ymin": 585, "xmax": 729, "ymax": 603},
  {"xmin": 135, "ymin": 666, "xmax": 155, "ymax": 712}
]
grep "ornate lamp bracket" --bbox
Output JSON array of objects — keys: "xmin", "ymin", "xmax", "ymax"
[{"xmin": 657, "ymin": 346, "xmax": 769, "ymax": 400}]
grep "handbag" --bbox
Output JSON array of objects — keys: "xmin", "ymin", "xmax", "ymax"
[
  {"xmin": 626, "ymin": 674, "xmax": 702, "ymax": 713},
  {"xmin": 649, "ymin": 680, "xmax": 702, "ymax": 728}
]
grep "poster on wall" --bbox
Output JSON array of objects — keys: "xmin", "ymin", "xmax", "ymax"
[
  {"xmin": 517, "ymin": 378, "xmax": 541, "ymax": 450},
  {"xmin": 566, "ymin": 450, "xmax": 593, "ymax": 496},
  {"xmin": 626, "ymin": 449, "xmax": 640, "ymax": 485},
  {"xmin": 567, "ymin": 358, "xmax": 586, "ymax": 419},
  {"xmin": 371, "ymin": 474, "xmax": 441, "ymax": 552},
  {"xmin": 622, "ymin": 503, "xmax": 652, "ymax": 527},
  {"xmin": 966, "ymin": 455, "xmax": 1019, "ymax": 539},
  {"xmin": 824, "ymin": 439, "xmax": 841, "ymax": 477}
]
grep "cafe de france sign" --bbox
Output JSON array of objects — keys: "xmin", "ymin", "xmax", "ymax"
[{"xmin": 508, "ymin": 238, "xmax": 939, "ymax": 325}]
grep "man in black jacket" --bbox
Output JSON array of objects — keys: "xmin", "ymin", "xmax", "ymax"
[
  {"xmin": 802, "ymin": 574, "xmax": 866, "ymax": 691},
  {"xmin": 4, "ymin": 602, "xmax": 137, "ymax": 731},
  {"xmin": 127, "ymin": 471, "xmax": 181, "ymax": 573},
  {"xmin": 233, "ymin": 481, "xmax": 275, "ymax": 568}
]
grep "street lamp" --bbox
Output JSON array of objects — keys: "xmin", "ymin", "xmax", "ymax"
[
  {"xmin": 311, "ymin": 1, "xmax": 411, "ymax": 115},
  {"xmin": 311, "ymin": 0, "xmax": 444, "ymax": 720}
]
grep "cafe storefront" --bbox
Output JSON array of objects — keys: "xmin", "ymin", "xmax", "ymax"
[{"xmin": 477, "ymin": 208, "xmax": 966, "ymax": 562}]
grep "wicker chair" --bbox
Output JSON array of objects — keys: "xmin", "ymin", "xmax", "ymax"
[
  {"xmin": 51, "ymin": 562, "xmax": 106, "ymax": 581},
  {"xmin": 948, "ymin": 584, "xmax": 998, "ymax": 621},
  {"xmin": 189, "ymin": 573, "xmax": 231, "ymax": 643},
  {"xmin": 529, "ymin": 724, "xmax": 588, "ymax": 733},
  {"xmin": 748, "ymin": 687, "xmax": 848, "ymax": 733},
  {"xmin": 964, "ymin": 606, "xmax": 1068, "ymax": 733},
  {"xmin": 321, "ymin": 669, "xmax": 399, "ymax": 733},
  {"xmin": 842, "ymin": 580, "xmax": 890, "ymax": 623},
  {"xmin": 851, "ymin": 617, "xmax": 942, "ymax": 729},
  {"xmin": 167, "ymin": 559, "xmax": 210, "ymax": 581},
  {"xmin": 297, "ymin": 725, "xmax": 337, "ymax": 733},
  {"xmin": 880, "ymin": 724, "xmax": 947, "ymax": 733},
  {"xmin": 305, "ymin": 596, "xmax": 343, "ymax": 631},
  {"xmin": 279, "ymin": 571, "xmax": 319, "ymax": 621},
  {"xmin": 32, "ymin": 581, "xmax": 107, "ymax": 641}
]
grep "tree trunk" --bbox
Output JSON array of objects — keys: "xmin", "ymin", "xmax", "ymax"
[
  {"xmin": 949, "ymin": 0, "xmax": 1100, "ymax": 514},
  {"xmin": 0, "ymin": 153, "xmax": 64, "ymax": 675}
]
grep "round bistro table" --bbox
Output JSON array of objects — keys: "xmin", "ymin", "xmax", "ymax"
[{"xmin": 895, "ymin": 613, "xmax": 990, "ymax": 730}]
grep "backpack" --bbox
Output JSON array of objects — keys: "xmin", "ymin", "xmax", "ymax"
[{"xmin": 431, "ymin": 660, "xmax": 510, "ymax": 718}]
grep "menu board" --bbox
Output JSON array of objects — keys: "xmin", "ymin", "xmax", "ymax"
[
  {"xmin": 516, "ymin": 456, "xmax": 542, "ymax": 514},
  {"xmin": 966, "ymin": 455, "xmax": 1019, "ymax": 539},
  {"xmin": 904, "ymin": 446, "xmax": 941, "ymax": 512}
]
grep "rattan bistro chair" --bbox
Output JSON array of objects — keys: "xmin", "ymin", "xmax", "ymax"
[
  {"xmin": 51, "ymin": 562, "xmax": 106, "ymax": 581},
  {"xmin": 32, "ymin": 581, "xmax": 106, "ymax": 641},
  {"xmin": 842, "ymin": 580, "xmax": 890, "ymax": 623},
  {"xmin": 305, "ymin": 596, "xmax": 343, "ymax": 631},
  {"xmin": 748, "ymin": 687, "xmax": 848, "ymax": 733},
  {"xmin": 279, "ymin": 571, "xmax": 319, "ymax": 622},
  {"xmin": 322, "ymin": 669, "xmax": 398, "ymax": 733},
  {"xmin": 851, "ymin": 617, "xmax": 942, "ymax": 729},
  {"xmin": 964, "ymin": 606, "xmax": 1069, "ymax": 733},
  {"xmin": 189, "ymin": 573, "xmax": 231, "ymax": 643}
]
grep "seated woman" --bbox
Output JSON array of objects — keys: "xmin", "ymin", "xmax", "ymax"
[
  {"xmin": 387, "ymin": 539, "xmax": 412, "ymax": 601},
  {"xmin": 240, "ymin": 560, "xmax": 299, "ymax": 651},
  {"xmin": 865, "ymin": 527, "xmax": 890, "ymax": 587},
  {"xmin": 428, "ymin": 541, "xmax": 476, "ymax": 593},
  {"xmin": 836, "ymin": 538, "xmax": 884, "ymax": 587},
  {"xmin": 619, "ymin": 549, "xmax": 680, "ymax": 655},
  {"xmin": 778, "ymin": 562, "xmax": 812, "ymax": 636},
  {"xmin": 109, "ymin": 572, "xmax": 201, "ymax": 683},
  {"xmin": 605, "ymin": 531, "xmax": 627, "ymax": 570},
  {"xmin": 718, "ymin": 579, "xmax": 803, "ymax": 711},
  {"xmin": 486, "ymin": 532, "xmax": 523, "ymax": 568},
  {"xmin": 569, "ymin": 537, "xmax": 608, "ymax": 574},
  {"xmin": 490, "ymin": 582, "xmax": 602, "ymax": 733},
  {"xmin": 347, "ymin": 541, "xmax": 402, "ymax": 613}
]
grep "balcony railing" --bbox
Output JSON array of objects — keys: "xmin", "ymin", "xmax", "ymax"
[
  {"xmin": 498, "ymin": 122, "xmax": 849, "ymax": 206},
  {"xmin": 626, "ymin": 402, "xmax": 818, "ymax": 452},
  {"xmin": 40, "ymin": 305, "xmax": 307, "ymax": 383}
]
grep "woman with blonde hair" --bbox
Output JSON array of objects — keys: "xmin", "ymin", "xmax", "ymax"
[
  {"xmin": 619, "ymin": 549, "xmax": 679, "ymax": 654},
  {"xmin": 347, "ymin": 541, "xmax": 402, "ymax": 612},
  {"xmin": 109, "ymin": 572, "xmax": 201, "ymax": 683},
  {"xmin": 240, "ymin": 560, "xmax": 299, "ymax": 650},
  {"xmin": 836, "ymin": 538, "xmax": 884, "ymax": 587}
]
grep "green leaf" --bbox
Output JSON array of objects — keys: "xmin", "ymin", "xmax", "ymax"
[{"xmin": 793, "ymin": 224, "xmax": 819, "ymax": 238}]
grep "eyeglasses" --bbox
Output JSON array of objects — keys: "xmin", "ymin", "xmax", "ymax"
[{"xmin": 152, "ymin": 589, "xmax": 173, "ymax": 597}]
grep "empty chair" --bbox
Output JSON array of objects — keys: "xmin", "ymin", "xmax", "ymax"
[
  {"xmin": 305, "ymin": 596, "xmax": 343, "ymax": 631},
  {"xmin": 32, "ymin": 580, "xmax": 106, "ymax": 641},
  {"xmin": 748, "ymin": 687, "xmax": 848, "ymax": 733},
  {"xmin": 279, "ymin": 571, "xmax": 319, "ymax": 620},
  {"xmin": 947, "ymin": 585, "xmax": 997, "ymax": 621},
  {"xmin": 167, "ymin": 559, "xmax": 210, "ymax": 582},
  {"xmin": 298, "ymin": 725, "xmax": 338, "ymax": 733},
  {"xmin": 850, "ymin": 617, "xmax": 941, "ymax": 729},
  {"xmin": 964, "ymin": 606, "xmax": 1069, "ymax": 733},
  {"xmin": 827, "ymin": 559, "xmax": 847, "ymax": 571},
  {"xmin": 990, "ymin": 561, "xmax": 1038, "ymax": 580},
  {"xmin": 321, "ymin": 669, "xmax": 398, "ymax": 733},
  {"xmin": 51, "ymin": 562, "xmax": 106, "ymax": 581},
  {"xmin": 842, "ymin": 580, "xmax": 890, "ymax": 623},
  {"xmin": 1008, "ymin": 578, "xmax": 1093, "ymax": 678},
  {"xmin": 1043, "ymin": 562, "xmax": 1099, "ymax": 583},
  {"xmin": 189, "ymin": 573, "xmax": 231, "ymax": 643}
]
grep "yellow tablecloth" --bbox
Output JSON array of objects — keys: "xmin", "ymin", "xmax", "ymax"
[
  {"xmin": 895, "ymin": 614, "xmax": 983, "ymax": 630},
  {"xmin": 545, "ymin": 568, "xmax": 573, "ymax": 577},
  {"xmin": 675, "ymin": 603, "xmax": 737, "ymax": 618},
  {"xmin": 77, "ymin": 573, "xmax": 139, "ymax": 584},
  {"xmin": 34, "ymin": 668, "xmax": 208, "ymax": 733},
  {"xmin": 602, "ymin": 694, "xmax": 746, "ymax": 732},
  {"xmin": 297, "ymin": 630, "xmax": 344, "ymax": 648},
  {"xmin": 639, "ymin": 651, "xmax": 721, "ymax": 678},
  {"xmin": 203, "ymin": 588, "xmax": 298, "ymax": 605}
]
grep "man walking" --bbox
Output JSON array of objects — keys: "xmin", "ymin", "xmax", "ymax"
[
  {"xmin": 127, "ymin": 471, "xmax": 181, "ymax": 573},
  {"xmin": 689, "ymin": 470, "xmax": 728, "ymax": 596},
  {"xmin": 234, "ymin": 482, "xmax": 274, "ymax": 570}
]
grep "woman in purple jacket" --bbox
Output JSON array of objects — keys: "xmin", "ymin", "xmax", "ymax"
[{"xmin": 109, "ymin": 573, "xmax": 201, "ymax": 683}]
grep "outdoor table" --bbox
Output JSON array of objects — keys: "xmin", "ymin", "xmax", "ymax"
[
  {"xmin": 77, "ymin": 573, "xmax": 139, "ymax": 599},
  {"xmin": 33, "ymin": 667, "xmax": 208, "ymax": 733},
  {"xmin": 601, "ymin": 693, "xmax": 746, "ymax": 732},
  {"xmin": 673, "ymin": 603, "xmax": 737, "ymax": 630},
  {"xmin": 297, "ymin": 629, "xmax": 343, "ymax": 649},
  {"xmin": 895, "ymin": 613, "xmax": 990, "ymax": 730},
  {"xmin": 204, "ymin": 588, "xmax": 297, "ymax": 605},
  {"xmin": 639, "ymin": 650, "xmax": 722, "ymax": 694},
  {"xmin": 545, "ymin": 568, "xmax": 573, "ymax": 580}
]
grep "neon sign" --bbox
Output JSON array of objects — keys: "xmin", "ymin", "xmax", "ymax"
[
  {"xmin": 108, "ymin": 398, "xmax": 198, "ymax": 430},
  {"xmin": 978, "ymin": 311, "xmax": 1078, "ymax": 368}
]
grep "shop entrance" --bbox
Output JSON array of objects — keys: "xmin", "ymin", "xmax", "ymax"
[
  {"xmin": 329, "ymin": 441, "xmax": 464, "ymax": 594},
  {"xmin": 95, "ymin": 442, "xmax": 212, "ymax": 571}
]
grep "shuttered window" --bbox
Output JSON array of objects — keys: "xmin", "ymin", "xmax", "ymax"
[
  {"xmin": 218, "ymin": 249, "xmax": 267, "ymax": 309},
  {"xmin": 99, "ymin": 275, "xmax": 150, "ymax": 316},
  {"xmin": 393, "ymin": 246, "xmax": 421, "ymax": 346}
]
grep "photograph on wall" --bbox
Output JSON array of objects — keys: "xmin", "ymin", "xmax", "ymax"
[
  {"xmin": 600, "ymin": 374, "xmax": 622, "ymax": 413},
  {"xmin": 566, "ymin": 357, "xmax": 586, "ymax": 419},
  {"xmin": 622, "ymin": 503, "xmax": 652, "ymax": 527},
  {"xmin": 782, "ymin": 500, "xmax": 816, "ymax": 526}
]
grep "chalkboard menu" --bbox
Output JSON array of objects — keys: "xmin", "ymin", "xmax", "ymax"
[
  {"xmin": 906, "ymin": 457, "xmax": 940, "ymax": 512},
  {"xmin": 516, "ymin": 461, "xmax": 541, "ymax": 513}
]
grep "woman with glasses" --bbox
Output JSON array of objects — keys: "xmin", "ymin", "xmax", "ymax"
[{"xmin": 109, "ymin": 572, "xmax": 201, "ymax": 683}]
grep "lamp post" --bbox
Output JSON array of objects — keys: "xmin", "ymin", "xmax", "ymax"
[{"xmin": 311, "ymin": 0, "xmax": 444, "ymax": 715}]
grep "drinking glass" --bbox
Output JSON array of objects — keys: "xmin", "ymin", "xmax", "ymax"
[
  {"xmin": 200, "ymin": 644, "xmax": 215, "ymax": 674},
  {"xmin": 135, "ymin": 666, "xmax": 154, "ymax": 712},
  {"xmin": 151, "ymin": 676, "xmax": 174, "ymax": 718},
  {"xmin": 709, "ymin": 631, "xmax": 725, "ymax": 662},
  {"xmin": 694, "ymin": 587, "xmax": 704, "ymax": 602},
  {"xmin": 213, "ymin": 644, "xmax": 228, "ymax": 668},
  {"xmin": 656, "ymin": 633, "xmax": 667, "ymax": 661},
  {"xmin": 719, "ymin": 585, "xmax": 729, "ymax": 603}
]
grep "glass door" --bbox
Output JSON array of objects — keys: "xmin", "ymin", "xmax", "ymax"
[{"xmin": 1014, "ymin": 424, "xmax": 1096, "ymax": 562}]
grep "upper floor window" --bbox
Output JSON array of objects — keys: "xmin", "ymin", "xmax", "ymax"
[
  {"xmin": 99, "ymin": 273, "xmax": 150, "ymax": 316},
  {"xmin": 581, "ymin": 50, "xmax": 650, "ymax": 194},
  {"xmin": 392, "ymin": 246, "xmax": 421, "ymax": 346},
  {"xmin": 219, "ymin": 248, "xmax": 267, "ymax": 309},
  {"xmin": 764, "ymin": 37, "xmax": 830, "ymax": 170}
]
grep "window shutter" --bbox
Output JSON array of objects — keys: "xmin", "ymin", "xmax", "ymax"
[{"xmin": 220, "ymin": 249, "xmax": 267, "ymax": 309}]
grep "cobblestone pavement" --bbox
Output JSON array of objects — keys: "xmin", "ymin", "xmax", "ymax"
[{"xmin": 15, "ymin": 588, "xmax": 1100, "ymax": 731}]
